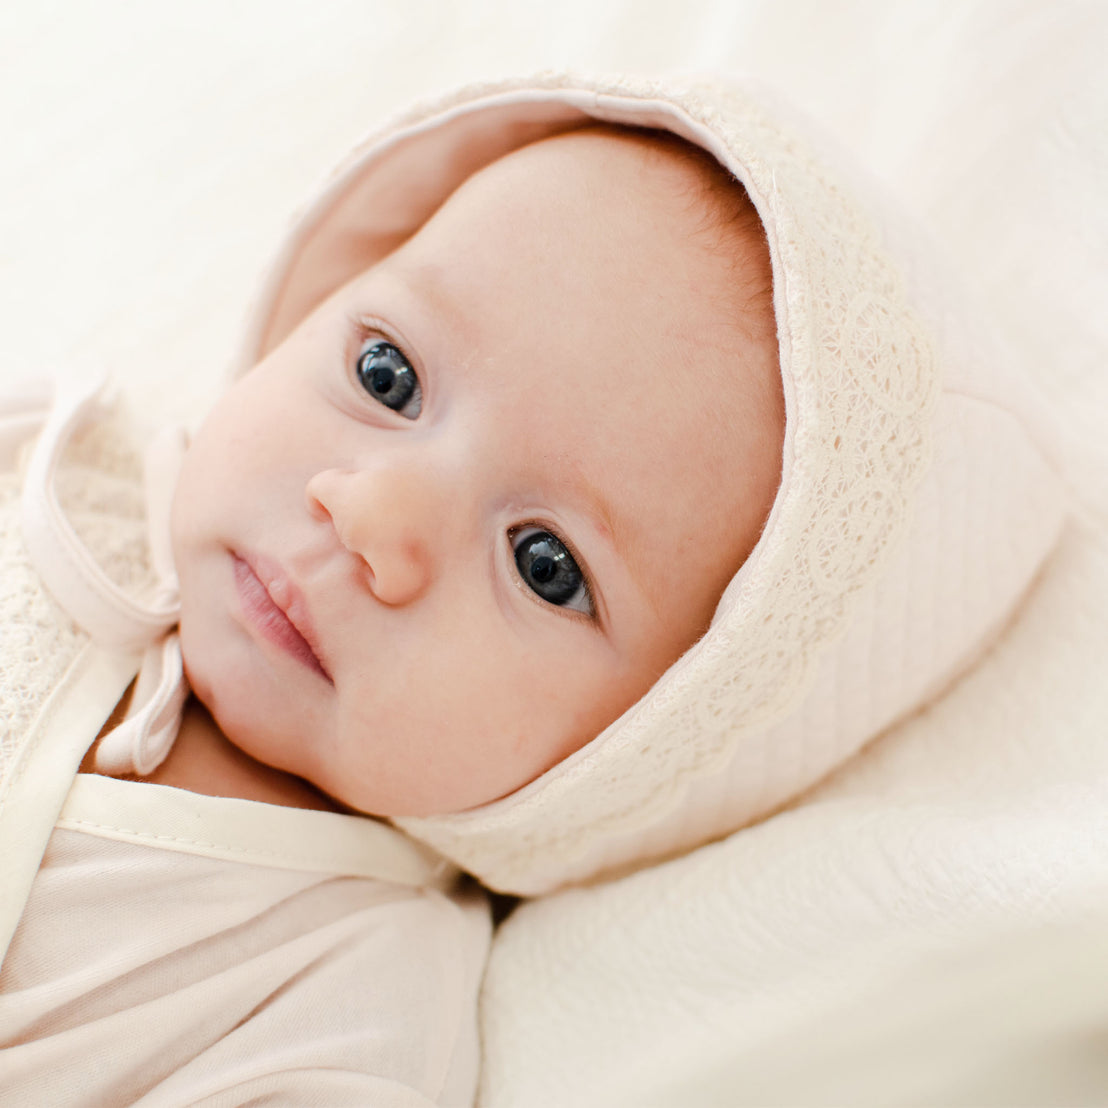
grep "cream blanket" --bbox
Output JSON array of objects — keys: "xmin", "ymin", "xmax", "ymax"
[{"xmin": 3, "ymin": 1, "xmax": 1105, "ymax": 1104}]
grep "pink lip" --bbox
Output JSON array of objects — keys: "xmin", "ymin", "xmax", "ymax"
[{"xmin": 232, "ymin": 552, "xmax": 333, "ymax": 683}]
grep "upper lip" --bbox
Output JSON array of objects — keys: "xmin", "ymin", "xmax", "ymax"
[{"xmin": 238, "ymin": 549, "xmax": 333, "ymax": 683}]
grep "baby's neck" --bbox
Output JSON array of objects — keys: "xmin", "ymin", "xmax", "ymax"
[{"xmin": 84, "ymin": 695, "xmax": 344, "ymax": 813}]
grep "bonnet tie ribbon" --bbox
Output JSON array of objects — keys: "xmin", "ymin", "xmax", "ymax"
[{"xmin": 19, "ymin": 367, "xmax": 188, "ymax": 776}]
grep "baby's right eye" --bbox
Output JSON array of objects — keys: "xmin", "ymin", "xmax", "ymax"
[
  {"xmin": 356, "ymin": 341, "xmax": 422, "ymax": 419},
  {"xmin": 511, "ymin": 527, "xmax": 594, "ymax": 616}
]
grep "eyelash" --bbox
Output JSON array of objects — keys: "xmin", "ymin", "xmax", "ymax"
[{"xmin": 350, "ymin": 313, "xmax": 402, "ymax": 351}]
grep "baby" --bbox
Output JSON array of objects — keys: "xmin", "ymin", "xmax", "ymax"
[
  {"xmin": 162, "ymin": 125, "xmax": 783, "ymax": 820},
  {"xmin": 0, "ymin": 73, "xmax": 1061, "ymax": 1105}
]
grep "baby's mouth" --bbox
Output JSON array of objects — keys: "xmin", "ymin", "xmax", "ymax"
[{"xmin": 232, "ymin": 553, "xmax": 333, "ymax": 684}]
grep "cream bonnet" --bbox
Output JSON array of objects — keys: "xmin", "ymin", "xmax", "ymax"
[{"xmin": 235, "ymin": 74, "xmax": 1066, "ymax": 894}]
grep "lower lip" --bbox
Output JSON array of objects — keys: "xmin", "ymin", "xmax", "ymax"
[{"xmin": 232, "ymin": 555, "xmax": 330, "ymax": 681}]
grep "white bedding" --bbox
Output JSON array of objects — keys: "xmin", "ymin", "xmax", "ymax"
[{"xmin": 3, "ymin": 1, "xmax": 1106, "ymax": 1103}]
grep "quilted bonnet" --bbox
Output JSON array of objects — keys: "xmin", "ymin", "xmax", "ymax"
[{"xmin": 235, "ymin": 74, "xmax": 1066, "ymax": 894}]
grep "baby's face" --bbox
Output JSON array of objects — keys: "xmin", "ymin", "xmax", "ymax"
[{"xmin": 172, "ymin": 128, "xmax": 782, "ymax": 817}]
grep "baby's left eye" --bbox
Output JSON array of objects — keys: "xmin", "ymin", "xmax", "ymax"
[
  {"xmin": 511, "ymin": 527, "xmax": 593, "ymax": 616},
  {"xmin": 356, "ymin": 341, "xmax": 422, "ymax": 419}
]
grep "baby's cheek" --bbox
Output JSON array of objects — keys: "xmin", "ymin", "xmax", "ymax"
[
  {"xmin": 579, "ymin": 646, "xmax": 673, "ymax": 743},
  {"xmin": 516, "ymin": 662, "xmax": 618, "ymax": 770}
]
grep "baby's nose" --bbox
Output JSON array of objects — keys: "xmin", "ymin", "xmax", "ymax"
[{"xmin": 305, "ymin": 467, "xmax": 439, "ymax": 606}]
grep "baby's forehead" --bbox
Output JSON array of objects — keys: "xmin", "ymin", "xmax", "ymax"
[{"xmin": 395, "ymin": 126, "xmax": 771, "ymax": 318}]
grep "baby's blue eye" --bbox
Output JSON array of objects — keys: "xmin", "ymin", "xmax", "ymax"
[
  {"xmin": 512, "ymin": 528, "xmax": 592, "ymax": 615},
  {"xmin": 356, "ymin": 341, "xmax": 422, "ymax": 419}
]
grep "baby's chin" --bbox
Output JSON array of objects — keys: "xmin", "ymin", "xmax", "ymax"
[{"xmin": 178, "ymin": 632, "xmax": 272, "ymax": 757}]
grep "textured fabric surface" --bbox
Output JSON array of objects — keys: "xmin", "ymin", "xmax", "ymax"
[{"xmin": 1, "ymin": 808, "xmax": 488, "ymax": 1107}]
